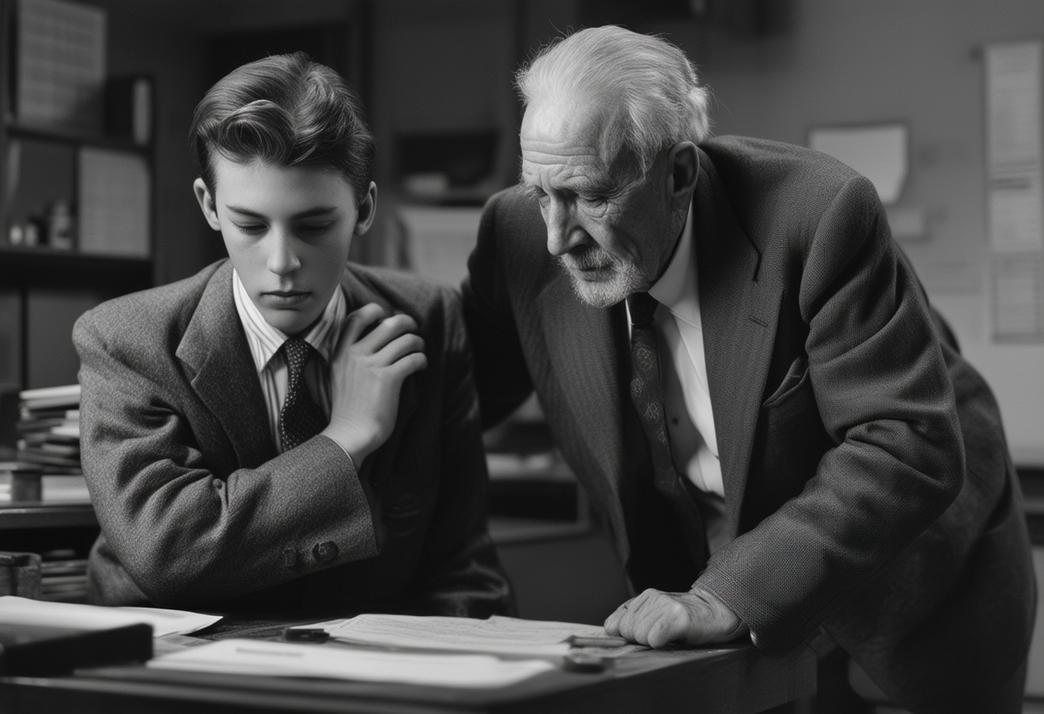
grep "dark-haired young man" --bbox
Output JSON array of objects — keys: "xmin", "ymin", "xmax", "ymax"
[{"xmin": 74, "ymin": 53, "xmax": 512, "ymax": 618}]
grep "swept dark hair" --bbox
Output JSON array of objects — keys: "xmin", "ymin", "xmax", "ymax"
[{"xmin": 189, "ymin": 52, "xmax": 374, "ymax": 202}]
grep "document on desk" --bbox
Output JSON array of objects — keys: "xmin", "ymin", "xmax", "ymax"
[
  {"xmin": 311, "ymin": 614, "xmax": 641, "ymax": 659},
  {"xmin": 0, "ymin": 595, "xmax": 222, "ymax": 636},
  {"xmin": 149, "ymin": 638, "xmax": 554, "ymax": 688}
]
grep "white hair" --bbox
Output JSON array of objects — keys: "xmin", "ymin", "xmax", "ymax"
[{"xmin": 516, "ymin": 25, "xmax": 711, "ymax": 178}]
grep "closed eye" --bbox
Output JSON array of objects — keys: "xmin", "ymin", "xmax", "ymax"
[{"xmin": 232, "ymin": 222, "xmax": 267, "ymax": 235}]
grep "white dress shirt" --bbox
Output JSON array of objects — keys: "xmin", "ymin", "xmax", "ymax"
[
  {"xmin": 627, "ymin": 207, "xmax": 729, "ymax": 553},
  {"xmin": 231, "ymin": 270, "xmax": 345, "ymax": 452}
]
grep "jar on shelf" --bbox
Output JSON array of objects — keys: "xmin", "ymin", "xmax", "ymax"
[{"xmin": 46, "ymin": 201, "xmax": 74, "ymax": 250}]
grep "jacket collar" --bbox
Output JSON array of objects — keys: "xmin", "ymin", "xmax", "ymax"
[{"xmin": 175, "ymin": 261, "xmax": 420, "ymax": 469}]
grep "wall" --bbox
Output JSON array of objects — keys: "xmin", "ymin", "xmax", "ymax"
[
  {"xmin": 94, "ymin": 0, "xmax": 215, "ymax": 285},
  {"xmin": 639, "ymin": 0, "xmax": 1044, "ymax": 464}
]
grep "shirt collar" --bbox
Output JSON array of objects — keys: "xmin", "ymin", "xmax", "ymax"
[
  {"xmin": 649, "ymin": 203, "xmax": 699, "ymax": 327},
  {"xmin": 232, "ymin": 269, "xmax": 346, "ymax": 373}
]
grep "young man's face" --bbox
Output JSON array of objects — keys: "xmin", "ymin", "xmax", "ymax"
[
  {"xmin": 194, "ymin": 156, "xmax": 376, "ymax": 335},
  {"xmin": 519, "ymin": 99, "xmax": 681, "ymax": 308}
]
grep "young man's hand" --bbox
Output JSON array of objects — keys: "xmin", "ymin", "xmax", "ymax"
[
  {"xmin": 603, "ymin": 586, "xmax": 748, "ymax": 648},
  {"xmin": 322, "ymin": 303, "xmax": 427, "ymax": 465}
]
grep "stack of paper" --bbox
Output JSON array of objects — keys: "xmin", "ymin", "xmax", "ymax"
[
  {"xmin": 0, "ymin": 596, "xmax": 222, "ymax": 636},
  {"xmin": 314, "ymin": 614, "xmax": 641, "ymax": 659},
  {"xmin": 15, "ymin": 384, "xmax": 82, "ymax": 476},
  {"xmin": 150, "ymin": 639, "xmax": 553, "ymax": 688}
]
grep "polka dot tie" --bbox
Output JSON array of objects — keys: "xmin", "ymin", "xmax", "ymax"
[
  {"xmin": 278, "ymin": 338, "xmax": 326, "ymax": 451},
  {"xmin": 626, "ymin": 292, "xmax": 708, "ymax": 567}
]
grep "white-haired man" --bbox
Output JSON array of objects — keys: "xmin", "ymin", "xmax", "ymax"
[{"xmin": 462, "ymin": 25, "xmax": 1034, "ymax": 714}]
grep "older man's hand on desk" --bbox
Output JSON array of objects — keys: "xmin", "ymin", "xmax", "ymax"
[{"xmin": 603, "ymin": 586, "xmax": 749, "ymax": 649}]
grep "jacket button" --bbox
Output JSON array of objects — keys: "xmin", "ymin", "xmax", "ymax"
[
  {"xmin": 282, "ymin": 548, "xmax": 300, "ymax": 569},
  {"xmin": 313, "ymin": 541, "xmax": 339, "ymax": 563}
]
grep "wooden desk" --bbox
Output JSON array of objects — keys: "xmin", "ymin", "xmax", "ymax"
[{"xmin": 0, "ymin": 641, "xmax": 814, "ymax": 714}]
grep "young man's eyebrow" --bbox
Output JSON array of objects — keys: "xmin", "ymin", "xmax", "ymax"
[{"xmin": 225, "ymin": 205, "xmax": 339, "ymax": 219}]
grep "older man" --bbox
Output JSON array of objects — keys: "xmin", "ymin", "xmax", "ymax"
[{"xmin": 463, "ymin": 25, "xmax": 1034, "ymax": 713}]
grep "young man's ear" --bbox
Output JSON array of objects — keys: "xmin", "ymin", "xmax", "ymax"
[
  {"xmin": 667, "ymin": 142, "xmax": 699, "ymax": 198},
  {"xmin": 354, "ymin": 182, "xmax": 378, "ymax": 236},
  {"xmin": 192, "ymin": 178, "xmax": 222, "ymax": 231}
]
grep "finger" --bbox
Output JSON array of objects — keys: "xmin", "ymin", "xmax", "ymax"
[
  {"xmin": 355, "ymin": 313, "xmax": 419, "ymax": 353},
  {"xmin": 603, "ymin": 600, "xmax": 633, "ymax": 634},
  {"xmin": 623, "ymin": 588, "xmax": 660, "ymax": 622},
  {"xmin": 645, "ymin": 604, "xmax": 687, "ymax": 649},
  {"xmin": 387, "ymin": 351, "xmax": 427, "ymax": 378},
  {"xmin": 375, "ymin": 333, "xmax": 426, "ymax": 366},
  {"xmin": 341, "ymin": 303, "xmax": 387, "ymax": 346}
]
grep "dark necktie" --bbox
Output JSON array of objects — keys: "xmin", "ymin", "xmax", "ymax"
[
  {"xmin": 626, "ymin": 292, "xmax": 709, "ymax": 568},
  {"xmin": 279, "ymin": 338, "xmax": 326, "ymax": 451}
]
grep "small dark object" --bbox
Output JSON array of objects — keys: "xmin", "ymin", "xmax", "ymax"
[
  {"xmin": 283, "ymin": 627, "xmax": 330, "ymax": 643},
  {"xmin": 562, "ymin": 652, "xmax": 610, "ymax": 673}
]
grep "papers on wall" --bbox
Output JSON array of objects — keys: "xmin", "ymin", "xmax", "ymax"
[
  {"xmin": 0, "ymin": 596, "xmax": 222, "ymax": 636},
  {"xmin": 397, "ymin": 206, "xmax": 482, "ymax": 287},
  {"xmin": 311, "ymin": 613, "xmax": 638, "ymax": 659},
  {"xmin": 149, "ymin": 639, "xmax": 554, "ymax": 688},
  {"xmin": 985, "ymin": 41, "xmax": 1044, "ymax": 342},
  {"xmin": 15, "ymin": 0, "xmax": 106, "ymax": 132},
  {"xmin": 78, "ymin": 148, "xmax": 151, "ymax": 257},
  {"xmin": 809, "ymin": 123, "xmax": 908, "ymax": 205}
]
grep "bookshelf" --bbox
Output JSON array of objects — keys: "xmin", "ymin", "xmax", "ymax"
[{"xmin": 0, "ymin": 0, "xmax": 155, "ymax": 390}]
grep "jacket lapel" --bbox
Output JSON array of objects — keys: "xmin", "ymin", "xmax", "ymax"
[
  {"xmin": 538, "ymin": 274, "xmax": 634, "ymax": 556},
  {"xmin": 175, "ymin": 261, "xmax": 275, "ymax": 467},
  {"xmin": 695, "ymin": 149, "xmax": 782, "ymax": 536}
]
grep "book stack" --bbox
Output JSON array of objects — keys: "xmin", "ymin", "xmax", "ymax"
[
  {"xmin": 16, "ymin": 384, "xmax": 82, "ymax": 476},
  {"xmin": 38, "ymin": 549, "xmax": 88, "ymax": 602}
]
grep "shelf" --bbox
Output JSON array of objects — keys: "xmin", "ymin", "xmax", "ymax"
[
  {"xmin": 0, "ymin": 502, "xmax": 96, "ymax": 530},
  {"xmin": 6, "ymin": 119, "xmax": 149, "ymax": 155},
  {"xmin": 0, "ymin": 245, "xmax": 152, "ymax": 289}
]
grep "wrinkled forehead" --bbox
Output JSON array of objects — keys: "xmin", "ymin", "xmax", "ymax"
[
  {"xmin": 520, "ymin": 99, "xmax": 642, "ymax": 187},
  {"xmin": 521, "ymin": 100, "xmax": 617, "ymax": 172}
]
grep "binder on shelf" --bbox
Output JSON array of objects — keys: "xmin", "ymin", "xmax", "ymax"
[
  {"xmin": 105, "ymin": 74, "xmax": 153, "ymax": 147},
  {"xmin": 77, "ymin": 147, "xmax": 150, "ymax": 257}
]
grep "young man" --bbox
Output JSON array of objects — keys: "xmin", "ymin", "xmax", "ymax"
[
  {"xmin": 462, "ymin": 25, "xmax": 1034, "ymax": 713},
  {"xmin": 74, "ymin": 53, "xmax": 512, "ymax": 618}
]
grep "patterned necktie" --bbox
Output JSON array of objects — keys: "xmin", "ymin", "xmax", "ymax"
[
  {"xmin": 278, "ymin": 338, "xmax": 326, "ymax": 451},
  {"xmin": 626, "ymin": 292, "xmax": 709, "ymax": 568}
]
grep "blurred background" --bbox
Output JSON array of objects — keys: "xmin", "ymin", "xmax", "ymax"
[{"xmin": 0, "ymin": 1, "xmax": 1042, "ymax": 708}]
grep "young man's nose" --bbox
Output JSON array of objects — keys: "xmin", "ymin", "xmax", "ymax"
[{"xmin": 266, "ymin": 230, "xmax": 302, "ymax": 274}]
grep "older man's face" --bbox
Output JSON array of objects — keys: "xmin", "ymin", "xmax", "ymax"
[{"xmin": 519, "ymin": 99, "xmax": 680, "ymax": 308}]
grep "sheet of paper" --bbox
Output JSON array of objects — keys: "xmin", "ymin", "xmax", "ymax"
[
  {"xmin": 149, "ymin": 638, "xmax": 553, "ymax": 688},
  {"xmin": 809, "ymin": 123, "xmax": 907, "ymax": 204},
  {"xmin": 312, "ymin": 614, "xmax": 636, "ymax": 659},
  {"xmin": 985, "ymin": 41, "xmax": 1044, "ymax": 341},
  {"xmin": 0, "ymin": 595, "xmax": 222, "ymax": 636},
  {"xmin": 397, "ymin": 205, "xmax": 482, "ymax": 287}
]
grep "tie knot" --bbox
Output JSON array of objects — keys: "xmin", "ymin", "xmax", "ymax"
[
  {"xmin": 282, "ymin": 338, "xmax": 314, "ymax": 378},
  {"xmin": 626, "ymin": 292, "xmax": 659, "ymax": 327}
]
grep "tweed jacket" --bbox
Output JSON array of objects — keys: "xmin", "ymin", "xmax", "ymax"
[{"xmin": 74, "ymin": 259, "xmax": 512, "ymax": 618}]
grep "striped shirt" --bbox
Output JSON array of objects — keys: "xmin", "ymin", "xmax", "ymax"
[{"xmin": 231, "ymin": 270, "xmax": 346, "ymax": 452}]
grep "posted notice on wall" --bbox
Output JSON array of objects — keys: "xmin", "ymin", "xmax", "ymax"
[{"xmin": 985, "ymin": 41, "xmax": 1044, "ymax": 342}]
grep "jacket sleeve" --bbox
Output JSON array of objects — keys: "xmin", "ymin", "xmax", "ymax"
[
  {"xmin": 73, "ymin": 310, "xmax": 379, "ymax": 607},
  {"xmin": 697, "ymin": 176, "xmax": 964, "ymax": 650},
  {"xmin": 405, "ymin": 287, "xmax": 516, "ymax": 617},
  {"xmin": 461, "ymin": 190, "xmax": 537, "ymax": 427}
]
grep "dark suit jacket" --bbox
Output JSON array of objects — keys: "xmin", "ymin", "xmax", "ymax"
[
  {"xmin": 74, "ymin": 259, "xmax": 512, "ymax": 618},
  {"xmin": 463, "ymin": 135, "xmax": 1035, "ymax": 711}
]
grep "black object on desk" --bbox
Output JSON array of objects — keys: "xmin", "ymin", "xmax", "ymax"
[{"xmin": 0, "ymin": 621, "xmax": 152, "ymax": 676}]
